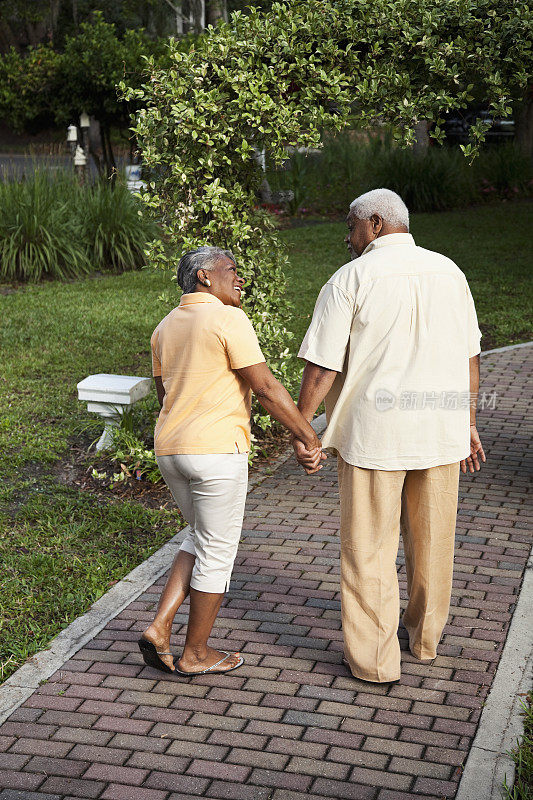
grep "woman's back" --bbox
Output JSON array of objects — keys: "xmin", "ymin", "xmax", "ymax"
[{"xmin": 151, "ymin": 292, "xmax": 264, "ymax": 455}]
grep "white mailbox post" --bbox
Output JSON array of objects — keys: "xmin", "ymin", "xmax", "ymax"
[
  {"xmin": 125, "ymin": 164, "xmax": 147, "ymax": 193},
  {"xmin": 77, "ymin": 373, "xmax": 152, "ymax": 451}
]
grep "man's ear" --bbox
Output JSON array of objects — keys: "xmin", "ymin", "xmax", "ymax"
[{"xmin": 370, "ymin": 214, "xmax": 383, "ymax": 235}]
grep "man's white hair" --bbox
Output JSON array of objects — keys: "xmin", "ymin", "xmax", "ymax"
[{"xmin": 349, "ymin": 188, "xmax": 409, "ymax": 230}]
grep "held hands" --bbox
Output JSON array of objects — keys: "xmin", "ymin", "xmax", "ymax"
[
  {"xmin": 460, "ymin": 424, "xmax": 486, "ymax": 474},
  {"xmin": 292, "ymin": 435, "xmax": 327, "ymax": 475}
]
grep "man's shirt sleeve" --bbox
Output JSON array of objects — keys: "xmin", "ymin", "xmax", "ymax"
[
  {"xmin": 465, "ymin": 281, "xmax": 482, "ymax": 358},
  {"xmin": 298, "ymin": 282, "xmax": 355, "ymax": 371}
]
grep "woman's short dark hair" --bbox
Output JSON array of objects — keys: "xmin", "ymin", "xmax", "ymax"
[{"xmin": 177, "ymin": 246, "xmax": 235, "ymax": 294}]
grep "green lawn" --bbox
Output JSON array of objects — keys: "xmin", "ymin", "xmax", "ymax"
[
  {"xmin": 1, "ymin": 268, "xmax": 177, "ymax": 682},
  {"xmin": 0, "ymin": 202, "xmax": 531, "ymax": 683},
  {"xmin": 503, "ymin": 693, "xmax": 533, "ymax": 800}
]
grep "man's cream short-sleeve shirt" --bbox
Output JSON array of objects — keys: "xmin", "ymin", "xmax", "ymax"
[
  {"xmin": 298, "ymin": 233, "xmax": 482, "ymax": 470},
  {"xmin": 151, "ymin": 293, "xmax": 265, "ymax": 456}
]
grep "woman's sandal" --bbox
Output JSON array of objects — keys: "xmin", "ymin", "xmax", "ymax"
[
  {"xmin": 138, "ymin": 637, "xmax": 175, "ymax": 674},
  {"xmin": 174, "ymin": 651, "xmax": 244, "ymax": 677}
]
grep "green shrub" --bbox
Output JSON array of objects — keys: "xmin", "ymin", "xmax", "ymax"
[
  {"xmin": 86, "ymin": 396, "xmax": 162, "ymax": 486},
  {"xmin": 83, "ymin": 178, "xmax": 157, "ymax": 273},
  {"xmin": 269, "ymin": 133, "xmax": 531, "ymax": 215},
  {"xmin": 95, "ymin": 427, "xmax": 162, "ymax": 485},
  {"xmin": 475, "ymin": 143, "xmax": 533, "ymax": 200},
  {"xmin": 0, "ymin": 169, "xmax": 157, "ymax": 282},
  {"xmin": 366, "ymin": 144, "xmax": 477, "ymax": 212},
  {"xmin": 0, "ymin": 169, "xmax": 90, "ymax": 282}
]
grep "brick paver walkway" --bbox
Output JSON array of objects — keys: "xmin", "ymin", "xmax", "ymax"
[{"xmin": 0, "ymin": 345, "xmax": 531, "ymax": 800}]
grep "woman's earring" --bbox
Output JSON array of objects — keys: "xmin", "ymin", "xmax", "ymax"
[{"xmin": 205, "ymin": 279, "xmax": 211, "ymax": 287}]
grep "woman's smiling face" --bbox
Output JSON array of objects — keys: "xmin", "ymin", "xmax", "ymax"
[{"xmin": 199, "ymin": 256, "xmax": 245, "ymax": 307}]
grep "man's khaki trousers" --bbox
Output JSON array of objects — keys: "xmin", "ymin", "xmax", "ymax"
[{"xmin": 337, "ymin": 457, "xmax": 460, "ymax": 683}]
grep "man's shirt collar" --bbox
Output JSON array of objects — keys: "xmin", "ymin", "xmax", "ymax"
[
  {"xmin": 361, "ymin": 232, "xmax": 415, "ymax": 257},
  {"xmin": 179, "ymin": 292, "xmax": 224, "ymax": 307}
]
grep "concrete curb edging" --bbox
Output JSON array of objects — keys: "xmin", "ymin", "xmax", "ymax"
[
  {"xmin": 0, "ymin": 530, "xmax": 188, "ymax": 724},
  {"xmin": 455, "ymin": 340, "xmax": 533, "ymax": 800},
  {"xmin": 481, "ymin": 341, "xmax": 533, "ymax": 356},
  {"xmin": 455, "ymin": 545, "xmax": 533, "ymax": 800},
  {"xmin": 0, "ymin": 414, "xmax": 327, "ymax": 725}
]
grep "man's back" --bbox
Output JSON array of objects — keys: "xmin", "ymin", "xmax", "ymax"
[{"xmin": 298, "ymin": 232, "xmax": 482, "ymax": 469}]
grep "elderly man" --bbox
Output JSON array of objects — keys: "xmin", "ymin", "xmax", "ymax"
[{"xmin": 294, "ymin": 188, "xmax": 485, "ymax": 683}]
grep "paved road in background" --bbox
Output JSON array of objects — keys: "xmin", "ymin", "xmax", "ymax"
[{"xmin": 0, "ymin": 153, "xmax": 128, "ymax": 179}]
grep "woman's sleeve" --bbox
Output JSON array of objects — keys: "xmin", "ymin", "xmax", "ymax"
[
  {"xmin": 222, "ymin": 309, "xmax": 266, "ymax": 369},
  {"xmin": 151, "ymin": 328, "xmax": 162, "ymax": 377}
]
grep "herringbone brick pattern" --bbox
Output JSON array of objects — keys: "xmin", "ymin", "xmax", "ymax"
[{"xmin": 0, "ymin": 345, "xmax": 531, "ymax": 799}]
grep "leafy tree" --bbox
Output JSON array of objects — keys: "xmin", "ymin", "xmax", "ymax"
[
  {"xmin": 0, "ymin": 44, "xmax": 60, "ymax": 133},
  {"xmin": 52, "ymin": 13, "xmax": 166, "ymax": 175},
  {"xmin": 120, "ymin": 0, "xmax": 531, "ymax": 434},
  {"xmin": 0, "ymin": 0, "xmax": 177, "ymax": 52},
  {"xmin": 0, "ymin": 13, "xmax": 169, "ymax": 177}
]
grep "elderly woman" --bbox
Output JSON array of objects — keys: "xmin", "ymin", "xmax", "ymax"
[{"xmin": 139, "ymin": 246, "xmax": 322, "ymax": 676}]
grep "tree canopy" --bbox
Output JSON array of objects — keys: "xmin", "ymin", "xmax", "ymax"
[
  {"xmin": 0, "ymin": 13, "xmax": 169, "ymax": 174},
  {"xmin": 0, "ymin": 0, "xmax": 178, "ymax": 50}
]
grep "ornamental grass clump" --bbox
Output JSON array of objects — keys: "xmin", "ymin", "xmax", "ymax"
[
  {"xmin": 0, "ymin": 169, "xmax": 157, "ymax": 282},
  {"xmin": 367, "ymin": 144, "xmax": 477, "ymax": 212},
  {"xmin": 475, "ymin": 143, "xmax": 533, "ymax": 200},
  {"xmin": 83, "ymin": 178, "xmax": 158, "ymax": 273},
  {"xmin": 270, "ymin": 133, "xmax": 531, "ymax": 216},
  {"xmin": 276, "ymin": 132, "xmax": 479, "ymax": 214},
  {"xmin": 0, "ymin": 169, "xmax": 89, "ymax": 282}
]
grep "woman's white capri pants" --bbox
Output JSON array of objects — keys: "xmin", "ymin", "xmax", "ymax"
[{"xmin": 156, "ymin": 453, "xmax": 248, "ymax": 594}]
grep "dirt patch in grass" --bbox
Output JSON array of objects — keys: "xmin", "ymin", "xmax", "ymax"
[
  {"xmin": 54, "ymin": 427, "xmax": 294, "ymax": 510},
  {"xmin": 479, "ymin": 323, "xmax": 502, "ymax": 352},
  {"xmin": 480, "ymin": 323, "xmax": 532, "ymax": 351}
]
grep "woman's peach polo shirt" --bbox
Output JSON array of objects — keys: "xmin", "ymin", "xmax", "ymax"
[{"xmin": 151, "ymin": 292, "xmax": 265, "ymax": 456}]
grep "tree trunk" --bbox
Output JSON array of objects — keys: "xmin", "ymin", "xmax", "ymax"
[
  {"xmin": 99, "ymin": 123, "xmax": 108, "ymax": 175},
  {"xmin": 49, "ymin": 0, "xmax": 61, "ymax": 37},
  {"xmin": 88, "ymin": 117, "xmax": 103, "ymax": 175},
  {"xmin": 206, "ymin": 0, "xmax": 227, "ymax": 26},
  {"xmin": 24, "ymin": 0, "xmax": 61, "ymax": 45},
  {"xmin": 25, "ymin": 19, "xmax": 50, "ymax": 46},
  {"xmin": 191, "ymin": 0, "xmax": 206, "ymax": 32},
  {"xmin": 100, "ymin": 122, "xmax": 117, "ymax": 183},
  {"xmin": 105, "ymin": 126, "xmax": 117, "ymax": 184},
  {"xmin": 0, "ymin": 20, "xmax": 18, "ymax": 51},
  {"xmin": 514, "ymin": 92, "xmax": 533, "ymax": 160},
  {"xmin": 412, "ymin": 120, "xmax": 430, "ymax": 154}
]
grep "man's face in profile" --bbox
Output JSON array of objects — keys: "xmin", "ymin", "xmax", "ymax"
[{"xmin": 344, "ymin": 213, "xmax": 374, "ymax": 259}]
